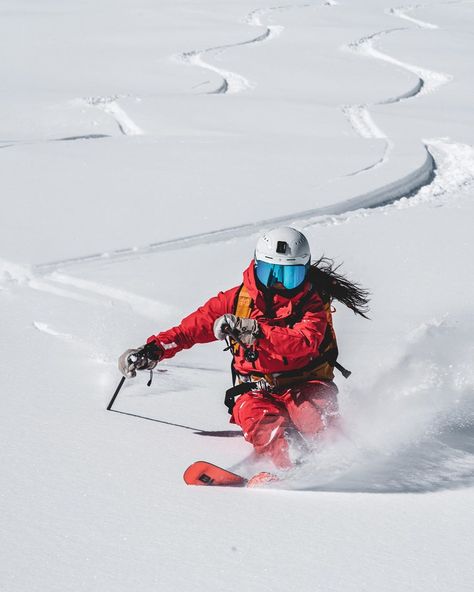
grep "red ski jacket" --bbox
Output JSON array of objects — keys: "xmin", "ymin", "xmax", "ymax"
[{"xmin": 147, "ymin": 261, "xmax": 329, "ymax": 376}]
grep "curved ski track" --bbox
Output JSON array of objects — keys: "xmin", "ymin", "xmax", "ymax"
[
  {"xmin": 387, "ymin": 4, "xmax": 439, "ymax": 29},
  {"xmin": 178, "ymin": 10, "xmax": 283, "ymax": 94},
  {"xmin": 84, "ymin": 95, "xmax": 143, "ymax": 136},
  {"xmin": 3, "ymin": 1, "xmax": 472, "ymax": 285},
  {"xmin": 342, "ymin": 5, "xmax": 451, "ymax": 179},
  {"xmin": 34, "ymin": 135, "xmax": 474, "ymax": 276},
  {"xmin": 347, "ymin": 25, "xmax": 451, "ymax": 103},
  {"xmin": 0, "ymin": 96, "xmax": 142, "ymax": 153},
  {"xmin": 178, "ymin": 2, "xmax": 337, "ymax": 94}
]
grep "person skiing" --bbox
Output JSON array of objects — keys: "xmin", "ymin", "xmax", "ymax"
[{"xmin": 118, "ymin": 227, "xmax": 369, "ymax": 473}]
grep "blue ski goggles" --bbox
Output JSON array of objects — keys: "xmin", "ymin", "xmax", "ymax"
[{"xmin": 255, "ymin": 260, "xmax": 309, "ymax": 290}]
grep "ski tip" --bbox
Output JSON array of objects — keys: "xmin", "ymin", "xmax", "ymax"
[{"xmin": 183, "ymin": 461, "xmax": 247, "ymax": 487}]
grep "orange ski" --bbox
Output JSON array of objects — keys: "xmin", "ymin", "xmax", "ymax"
[{"xmin": 183, "ymin": 461, "xmax": 247, "ymax": 487}]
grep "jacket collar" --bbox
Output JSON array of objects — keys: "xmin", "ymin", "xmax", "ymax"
[{"xmin": 242, "ymin": 261, "xmax": 312, "ymax": 319}]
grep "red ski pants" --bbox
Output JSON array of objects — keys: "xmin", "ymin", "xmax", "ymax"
[{"xmin": 232, "ymin": 381, "xmax": 339, "ymax": 469}]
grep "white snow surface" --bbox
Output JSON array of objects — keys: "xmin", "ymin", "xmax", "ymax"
[{"xmin": 1, "ymin": 1, "xmax": 474, "ymax": 590}]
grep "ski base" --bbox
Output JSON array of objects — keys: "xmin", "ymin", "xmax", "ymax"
[{"xmin": 183, "ymin": 461, "xmax": 247, "ymax": 487}]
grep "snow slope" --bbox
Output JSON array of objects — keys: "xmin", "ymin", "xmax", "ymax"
[{"xmin": 1, "ymin": 1, "xmax": 473, "ymax": 591}]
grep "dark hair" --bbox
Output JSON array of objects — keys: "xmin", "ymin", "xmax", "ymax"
[{"xmin": 309, "ymin": 256, "xmax": 370, "ymax": 319}]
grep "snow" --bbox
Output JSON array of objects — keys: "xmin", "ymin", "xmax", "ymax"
[{"xmin": 1, "ymin": 0, "xmax": 473, "ymax": 590}]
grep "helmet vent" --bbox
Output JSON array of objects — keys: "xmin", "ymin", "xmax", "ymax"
[{"xmin": 276, "ymin": 241, "xmax": 288, "ymax": 254}]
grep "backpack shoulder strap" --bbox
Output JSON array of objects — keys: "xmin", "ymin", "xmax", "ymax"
[{"xmin": 234, "ymin": 284, "xmax": 254, "ymax": 318}]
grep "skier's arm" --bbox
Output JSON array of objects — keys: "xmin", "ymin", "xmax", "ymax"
[
  {"xmin": 146, "ymin": 288, "xmax": 238, "ymax": 359},
  {"xmin": 257, "ymin": 302, "xmax": 328, "ymax": 359}
]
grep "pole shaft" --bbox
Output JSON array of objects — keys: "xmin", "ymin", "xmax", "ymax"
[{"xmin": 107, "ymin": 376, "xmax": 126, "ymax": 411}]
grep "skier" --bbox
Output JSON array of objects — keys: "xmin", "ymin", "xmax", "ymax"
[{"xmin": 118, "ymin": 227, "xmax": 369, "ymax": 477}]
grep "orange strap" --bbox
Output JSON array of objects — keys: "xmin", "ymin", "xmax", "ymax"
[{"xmin": 235, "ymin": 285, "xmax": 253, "ymax": 318}]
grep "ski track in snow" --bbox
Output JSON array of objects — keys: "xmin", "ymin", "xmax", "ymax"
[
  {"xmin": 340, "ymin": 105, "xmax": 393, "ymax": 175},
  {"xmin": 33, "ymin": 136, "xmax": 474, "ymax": 275},
  {"xmin": 28, "ymin": 277, "xmax": 107, "ymax": 306},
  {"xmin": 342, "ymin": 4, "xmax": 452, "ymax": 180},
  {"xmin": 178, "ymin": 13, "xmax": 282, "ymax": 94},
  {"xmin": 0, "ymin": 97, "xmax": 140, "ymax": 152},
  {"xmin": 302, "ymin": 138, "xmax": 474, "ymax": 229},
  {"xmin": 0, "ymin": 134, "xmax": 112, "ymax": 153},
  {"xmin": 178, "ymin": 1, "xmax": 336, "ymax": 94},
  {"xmin": 10, "ymin": 1, "xmax": 470, "ymax": 278},
  {"xmin": 83, "ymin": 96, "xmax": 143, "ymax": 136},
  {"xmin": 5, "ymin": 1, "xmax": 474, "ymax": 316},
  {"xmin": 33, "ymin": 321, "xmax": 73, "ymax": 340},
  {"xmin": 30, "ymin": 149, "xmax": 432, "ymax": 272},
  {"xmin": 45, "ymin": 272, "xmax": 176, "ymax": 320},
  {"xmin": 347, "ymin": 27, "xmax": 451, "ymax": 103},
  {"xmin": 341, "ymin": 105, "xmax": 387, "ymax": 140},
  {"xmin": 387, "ymin": 5, "xmax": 439, "ymax": 29},
  {"xmin": 0, "ymin": 257, "xmax": 176, "ymax": 324},
  {"xmin": 32, "ymin": 320, "xmax": 111, "ymax": 365}
]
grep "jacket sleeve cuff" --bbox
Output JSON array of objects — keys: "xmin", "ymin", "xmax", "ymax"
[{"xmin": 146, "ymin": 334, "xmax": 182, "ymax": 359}]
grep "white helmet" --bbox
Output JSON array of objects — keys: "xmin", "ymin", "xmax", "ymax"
[
  {"xmin": 255, "ymin": 227, "xmax": 311, "ymax": 265},
  {"xmin": 254, "ymin": 227, "xmax": 311, "ymax": 290}
]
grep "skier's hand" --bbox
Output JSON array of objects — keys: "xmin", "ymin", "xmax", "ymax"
[
  {"xmin": 118, "ymin": 347, "xmax": 146, "ymax": 378},
  {"xmin": 118, "ymin": 342, "xmax": 164, "ymax": 378},
  {"xmin": 213, "ymin": 314, "xmax": 260, "ymax": 346}
]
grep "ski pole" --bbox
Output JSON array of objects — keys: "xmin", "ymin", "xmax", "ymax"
[
  {"xmin": 334, "ymin": 361, "xmax": 352, "ymax": 379},
  {"xmin": 107, "ymin": 376, "xmax": 126, "ymax": 411}
]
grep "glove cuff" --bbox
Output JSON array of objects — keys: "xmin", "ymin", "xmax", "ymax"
[{"xmin": 144, "ymin": 341, "xmax": 164, "ymax": 361}]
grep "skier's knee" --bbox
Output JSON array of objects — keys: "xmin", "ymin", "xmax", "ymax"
[{"xmin": 254, "ymin": 415, "xmax": 286, "ymax": 448}]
